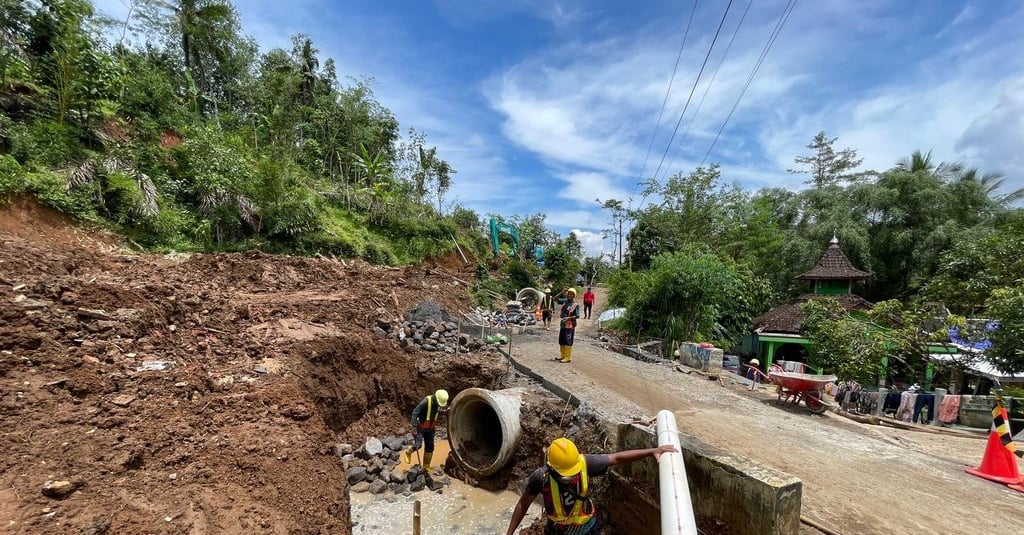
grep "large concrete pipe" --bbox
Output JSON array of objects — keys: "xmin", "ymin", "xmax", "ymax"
[
  {"xmin": 657, "ymin": 410, "xmax": 698, "ymax": 535},
  {"xmin": 448, "ymin": 388, "xmax": 527, "ymax": 478}
]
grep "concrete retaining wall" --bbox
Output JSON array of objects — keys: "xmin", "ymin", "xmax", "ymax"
[{"xmin": 608, "ymin": 423, "xmax": 802, "ymax": 535}]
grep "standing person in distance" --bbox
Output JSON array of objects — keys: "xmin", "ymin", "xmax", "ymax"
[
  {"xmin": 541, "ymin": 287, "xmax": 556, "ymax": 330},
  {"xmin": 503, "ymin": 437, "xmax": 677, "ymax": 535},
  {"xmin": 403, "ymin": 389, "xmax": 449, "ymax": 475},
  {"xmin": 582, "ymin": 286, "xmax": 595, "ymax": 320},
  {"xmin": 557, "ymin": 288, "xmax": 580, "ymax": 363}
]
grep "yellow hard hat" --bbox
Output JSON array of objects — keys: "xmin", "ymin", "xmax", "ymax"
[
  {"xmin": 566, "ymin": 288, "xmax": 577, "ymax": 296},
  {"xmin": 547, "ymin": 437, "xmax": 584, "ymax": 477},
  {"xmin": 435, "ymin": 389, "xmax": 449, "ymax": 407}
]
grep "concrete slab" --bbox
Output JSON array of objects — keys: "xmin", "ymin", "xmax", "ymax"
[{"xmin": 613, "ymin": 423, "xmax": 802, "ymax": 535}]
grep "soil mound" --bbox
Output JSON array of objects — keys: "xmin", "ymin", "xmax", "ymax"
[{"xmin": 0, "ymin": 202, "xmax": 499, "ymax": 534}]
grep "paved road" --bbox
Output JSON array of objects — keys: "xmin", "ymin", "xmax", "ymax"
[{"xmin": 508, "ymin": 291, "xmax": 1024, "ymax": 535}]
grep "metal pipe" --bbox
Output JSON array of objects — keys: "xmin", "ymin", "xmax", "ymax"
[
  {"xmin": 656, "ymin": 410, "xmax": 698, "ymax": 535},
  {"xmin": 413, "ymin": 500, "xmax": 421, "ymax": 535}
]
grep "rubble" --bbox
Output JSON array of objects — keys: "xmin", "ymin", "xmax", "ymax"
[{"xmin": 340, "ymin": 435, "xmax": 450, "ymax": 496}]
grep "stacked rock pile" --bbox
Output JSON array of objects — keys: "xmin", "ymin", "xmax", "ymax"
[
  {"xmin": 372, "ymin": 300, "xmax": 508, "ymax": 353},
  {"xmin": 338, "ymin": 435, "xmax": 449, "ymax": 495}
]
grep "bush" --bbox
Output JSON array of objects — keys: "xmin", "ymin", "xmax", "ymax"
[
  {"xmin": 22, "ymin": 170, "xmax": 96, "ymax": 219},
  {"xmin": 609, "ymin": 249, "xmax": 765, "ymax": 347},
  {"xmin": 0, "ymin": 154, "xmax": 25, "ymax": 194},
  {"xmin": 22, "ymin": 121, "xmax": 87, "ymax": 167},
  {"xmin": 501, "ymin": 259, "xmax": 538, "ymax": 296}
]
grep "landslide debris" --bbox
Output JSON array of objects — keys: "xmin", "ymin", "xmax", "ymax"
[{"xmin": 0, "ymin": 199, "xmax": 504, "ymax": 534}]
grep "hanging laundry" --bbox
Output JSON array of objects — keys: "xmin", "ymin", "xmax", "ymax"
[
  {"xmin": 896, "ymin": 392, "xmax": 918, "ymax": 421},
  {"xmin": 883, "ymin": 392, "xmax": 902, "ymax": 415},
  {"xmin": 937, "ymin": 395, "xmax": 961, "ymax": 424},
  {"xmin": 913, "ymin": 393, "xmax": 935, "ymax": 424}
]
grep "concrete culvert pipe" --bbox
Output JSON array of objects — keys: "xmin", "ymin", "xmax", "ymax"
[{"xmin": 448, "ymin": 388, "xmax": 527, "ymax": 478}]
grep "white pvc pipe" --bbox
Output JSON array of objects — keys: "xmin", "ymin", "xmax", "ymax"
[{"xmin": 657, "ymin": 409, "xmax": 698, "ymax": 535}]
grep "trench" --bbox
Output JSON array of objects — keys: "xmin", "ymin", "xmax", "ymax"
[{"xmin": 289, "ymin": 330, "xmax": 729, "ymax": 535}]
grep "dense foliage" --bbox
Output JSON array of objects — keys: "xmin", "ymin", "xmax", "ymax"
[
  {"xmin": 606, "ymin": 132, "xmax": 1024, "ymax": 372},
  {"xmin": 0, "ymin": 0, "xmax": 483, "ymax": 264},
  {"xmin": 608, "ymin": 248, "xmax": 770, "ymax": 347}
]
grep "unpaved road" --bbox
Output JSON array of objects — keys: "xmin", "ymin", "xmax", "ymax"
[{"xmin": 511, "ymin": 290, "xmax": 1024, "ymax": 535}]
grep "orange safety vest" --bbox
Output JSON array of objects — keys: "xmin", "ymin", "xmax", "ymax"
[
  {"xmin": 419, "ymin": 395, "xmax": 439, "ymax": 430},
  {"xmin": 542, "ymin": 462, "xmax": 595, "ymax": 528},
  {"xmin": 561, "ymin": 303, "xmax": 578, "ymax": 330}
]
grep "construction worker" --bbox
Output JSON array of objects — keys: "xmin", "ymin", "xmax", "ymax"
[
  {"xmin": 541, "ymin": 288, "xmax": 555, "ymax": 330},
  {"xmin": 404, "ymin": 389, "xmax": 449, "ymax": 474},
  {"xmin": 557, "ymin": 288, "xmax": 580, "ymax": 363},
  {"xmin": 504, "ymin": 437, "xmax": 677, "ymax": 535}
]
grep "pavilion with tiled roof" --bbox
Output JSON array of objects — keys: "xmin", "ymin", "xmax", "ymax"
[{"xmin": 751, "ymin": 236, "xmax": 873, "ymax": 368}]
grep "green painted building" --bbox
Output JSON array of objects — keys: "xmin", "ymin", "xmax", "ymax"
[{"xmin": 751, "ymin": 236, "xmax": 872, "ymax": 370}]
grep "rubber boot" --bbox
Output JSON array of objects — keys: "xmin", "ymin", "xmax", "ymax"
[
  {"xmin": 563, "ymin": 345, "xmax": 572, "ymax": 363},
  {"xmin": 559, "ymin": 346, "xmax": 570, "ymax": 363},
  {"xmin": 423, "ymin": 452, "xmax": 432, "ymax": 471},
  {"xmin": 403, "ymin": 446, "xmax": 414, "ymax": 464}
]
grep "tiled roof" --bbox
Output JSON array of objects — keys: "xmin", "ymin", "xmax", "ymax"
[
  {"xmin": 798, "ymin": 239, "xmax": 870, "ymax": 281},
  {"xmin": 753, "ymin": 294, "xmax": 875, "ymax": 334}
]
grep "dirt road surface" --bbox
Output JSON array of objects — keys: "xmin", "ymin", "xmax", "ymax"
[{"xmin": 511, "ymin": 289, "xmax": 1024, "ymax": 535}]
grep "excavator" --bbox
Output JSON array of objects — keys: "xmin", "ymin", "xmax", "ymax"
[{"xmin": 489, "ymin": 218, "xmax": 520, "ymax": 258}]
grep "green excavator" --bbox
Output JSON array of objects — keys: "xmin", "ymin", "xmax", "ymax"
[{"xmin": 489, "ymin": 218, "xmax": 520, "ymax": 258}]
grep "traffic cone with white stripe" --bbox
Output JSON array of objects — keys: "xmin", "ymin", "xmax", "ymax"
[{"xmin": 965, "ymin": 406, "xmax": 1024, "ymax": 491}]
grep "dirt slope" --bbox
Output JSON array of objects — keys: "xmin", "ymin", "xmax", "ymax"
[{"xmin": 0, "ymin": 199, "xmax": 500, "ymax": 534}]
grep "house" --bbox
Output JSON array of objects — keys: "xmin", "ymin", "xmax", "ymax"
[{"xmin": 751, "ymin": 235, "xmax": 873, "ymax": 369}]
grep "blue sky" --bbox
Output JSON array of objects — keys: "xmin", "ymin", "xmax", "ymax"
[{"xmin": 94, "ymin": 0, "xmax": 1024, "ymax": 256}]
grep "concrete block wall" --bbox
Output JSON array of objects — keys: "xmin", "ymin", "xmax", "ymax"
[
  {"xmin": 677, "ymin": 342, "xmax": 724, "ymax": 374},
  {"xmin": 608, "ymin": 423, "xmax": 802, "ymax": 535}
]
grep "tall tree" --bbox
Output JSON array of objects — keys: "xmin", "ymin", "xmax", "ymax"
[
  {"xmin": 788, "ymin": 131, "xmax": 870, "ymax": 188},
  {"xmin": 599, "ymin": 198, "xmax": 627, "ymax": 267}
]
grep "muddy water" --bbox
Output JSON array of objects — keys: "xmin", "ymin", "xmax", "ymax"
[{"xmin": 350, "ymin": 440, "xmax": 542, "ymax": 534}]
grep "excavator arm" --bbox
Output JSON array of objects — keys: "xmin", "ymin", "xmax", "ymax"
[{"xmin": 489, "ymin": 218, "xmax": 520, "ymax": 258}]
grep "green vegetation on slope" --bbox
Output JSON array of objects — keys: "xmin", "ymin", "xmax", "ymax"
[{"xmin": 0, "ymin": 0, "xmax": 485, "ymax": 264}]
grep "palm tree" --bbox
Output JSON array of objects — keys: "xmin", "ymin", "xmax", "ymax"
[
  {"xmin": 894, "ymin": 149, "xmax": 962, "ymax": 180},
  {"xmin": 955, "ymin": 167, "xmax": 1024, "ymax": 206},
  {"xmin": 293, "ymin": 35, "xmax": 319, "ymax": 104}
]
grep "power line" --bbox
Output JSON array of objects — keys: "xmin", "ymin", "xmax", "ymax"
[
  {"xmin": 649, "ymin": 0, "xmax": 735, "ymax": 187},
  {"xmin": 631, "ymin": 0, "xmax": 701, "ymax": 204},
  {"xmin": 662, "ymin": 0, "xmax": 753, "ymax": 179},
  {"xmin": 700, "ymin": 0, "xmax": 799, "ymax": 167},
  {"xmin": 633, "ymin": 0, "xmax": 735, "ymax": 216}
]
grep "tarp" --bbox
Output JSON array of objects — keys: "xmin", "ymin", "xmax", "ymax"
[
  {"xmin": 597, "ymin": 307, "xmax": 625, "ymax": 324},
  {"xmin": 929, "ymin": 352, "xmax": 1023, "ymax": 381}
]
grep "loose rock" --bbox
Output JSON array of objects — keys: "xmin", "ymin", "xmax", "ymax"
[{"xmin": 42, "ymin": 480, "xmax": 79, "ymax": 499}]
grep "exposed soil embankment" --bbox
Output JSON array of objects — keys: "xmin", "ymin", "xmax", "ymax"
[{"xmin": 0, "ymin": 198, "xmax": 507, "ymax": 534}]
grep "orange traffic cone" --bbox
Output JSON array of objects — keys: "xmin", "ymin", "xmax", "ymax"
[{"xmin": 965, "ymin": 406, "xmax": 1024, "ymax": 487}]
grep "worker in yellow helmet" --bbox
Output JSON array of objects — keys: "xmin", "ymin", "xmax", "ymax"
[
  {"xmin": 403, "ymin": 389, "xmax": 449, "ymax": 475},
  {"xmin": 557, "ymin": 288, "xmax": 580, "ymax": 363},
  {"xmin": 504, "ymin": 437, "xmax": 677, "ymax": 535}
]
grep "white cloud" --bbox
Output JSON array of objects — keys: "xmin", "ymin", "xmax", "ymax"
[
  {"xmin": 557, "ymin": 172, "xmax": 631, "ymax": 206},
  {"xmin": 432, "ymin": 0, "xmax": 587, "ymax": 27},
  {"xmin": 570, "ymin": 229, "xmax": 607, "ymax": 257},
  {"xmin": 956, "ymin": 79, "xmax": 1024, "ymax": 181},
  {"xmin": 545, "ymin": 209, "xmax": 606, "ymax": 231}
]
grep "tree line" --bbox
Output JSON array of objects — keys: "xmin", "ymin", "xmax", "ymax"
[
  {"xmin": 605, "ymin": 132, "xmax": 1024, "ymax": 375},
  {"xmin": 0, "ymin": 0, "xmax": 481, "ymax": 264}
]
